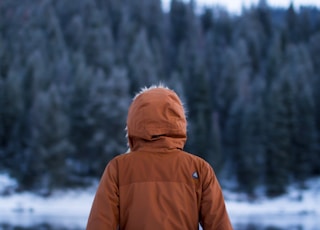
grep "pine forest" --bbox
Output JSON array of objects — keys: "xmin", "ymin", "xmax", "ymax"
[{"xmin": 1, "ymin": 0, "xmax": 320, "ymax": 198}]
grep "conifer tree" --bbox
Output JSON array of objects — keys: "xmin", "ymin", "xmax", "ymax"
[
  {"xmin": 82, "ymin": 4, "xmax": 114, "ymax": 73},
  {"xmin": 309, "ymin": 33, "xmax": 320, "ymax": 174},
  {"xmin": 0, "ymin": 65, "xmax": 25, "ymax": 175},
  {"xmin": 265, "ymin": 74, "xmax": 294, "ymax": 197},
  {"xmin": 28, "ymin": 85, "xmax": 73, "ymax": 192},
  {"xmin": 237, "ymin": 77, "xmax": 266, "ymax": 195},
  {"xmin": 128, "ymin": 29, "xmax": 158, "ymax": 93},
  {"xmin": 285, "ymin": 3, "xmax": 299, "ymax": 43},
  {"xmin": 283, "ymin": 44, "xmax": 317, "ymax": 185},
  {"xmin": 68, "ymin": 53, "xmax": 96, "ymax": 178}
]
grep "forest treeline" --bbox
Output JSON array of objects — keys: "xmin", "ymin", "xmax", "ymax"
[{"xmin": 1, "ymin": 0, "xmax": 320, "ymax": 197}]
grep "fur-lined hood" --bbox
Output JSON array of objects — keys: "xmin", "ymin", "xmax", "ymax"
[{"xmin": 126, "ymin": 84, "xmax": 187, "ymax": 152}]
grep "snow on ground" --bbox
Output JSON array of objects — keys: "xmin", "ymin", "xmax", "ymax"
[
  {"xmin": 0, "ymin": 173, "xmax": 95, "ymax": 228},
  {"xmin": 1, "ymin": 173, "xmax": 320, "ymax": 229},
  {"xmin": 0, "ymin": 173, "xmax": 95, "ymax": 215},
  {"xmin": 225, "ymin": 177, "xmax": 320, "ymax": 229},
  {"xmin": 226, "ymin": 178, "xmax": 320, "ymax": 216}
]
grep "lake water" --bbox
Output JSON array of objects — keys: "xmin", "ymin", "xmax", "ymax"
[{"xmin": 0, "ymin": 213, "xmax": 319, "ymax": 230}]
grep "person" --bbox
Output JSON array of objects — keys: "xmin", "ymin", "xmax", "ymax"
[{"xmin": 86, "ymin": 84, "xmax": 233, "ymax": 230}]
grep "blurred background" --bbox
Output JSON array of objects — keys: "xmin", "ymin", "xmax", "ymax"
[{"xmin": 1, "ymin": 0, "xmax": 320, "ymax": 229}]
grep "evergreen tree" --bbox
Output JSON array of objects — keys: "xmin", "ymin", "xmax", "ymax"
[
  {"xmin": 68, "ymin": 52, "xmax": 96, "ymax": 178},
  {"xmin": 309, "ymin": 33, "xmax": 320, "ymax": 174},
  {"xmin": 200, "ymin": 7, "xmax": 214, "ymax": 33},
  {"xmin": 82, "ymin": 5, "xmax": 115, "ymax": 73},
  {"xmin": 186, "ymin": 70, "xmax": 212, "ymax": 161},
  {"xmin": 85, "ymin": 67, "xmax": 130, "ymax": 176},
  {"xmin": 283, "ymin": 44, "xmax": 317, "ymax": 185},
  {"xmin": 0, "ymin": 77, "xmax": 3, "ymax": 146},
  {"xmin": 285, "ymin": 3, "xmax": 299, "ymax": 43},
  {"xmin": 298, "ymin": 8, "xmax": 313, "ymax": 41},
  {"xmin": 265, "ymin": 74, "xmax": 294, "ymax": 197},
  {"xmin": 103, "ymin": 66, "xmax": 131, "ymax": 154},
  {"xmin": 265, "ymin": 32, "xmax": 286, "ymax": 86},
  {"xmin": 128, "ymin": 29, "xmax": 158, "ymax": 93},
  {"xmin": 129, "ymin": 0, "xmax": 164, "ymax": 41},
  {"xmin": 28, "ymin": 85, "xmax": 73, "ymax": 193},
  {"xmin": 168, "ymin": 0, "xmax": 192, "ymax": 69},
  {"xmin": 216, "ymin": 39, "xmax": 251, "ymax": 133},
  {"xmin": 222, "ymin": 97, "xmax": 243, "ymax": 184},
  {"xmin": 237, "ymin": 77, "xmax": 266, "ymax": 195},
  {"xmin": 169, "ymin": 0, "xmax": 189, "ymax": 47},
  {"xmin": 0, "ymin": 64, "xmax": 25, "ymax": 174},
  {"xmin": 234, "ymin": 7, "xmax": 269, "ymax": 74},
  {"xmin": 65, "ymin": 15, "xmax": 85, "ymax": 51}
]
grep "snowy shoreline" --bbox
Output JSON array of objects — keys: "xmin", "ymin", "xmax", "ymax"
[
  {"xmin": 1, "ymin": 174, "xmax": 320, "ymax": 228},
  {"xmin": 1, "ymin": 191, "xmax": 319, "ymax": 229},
  {"xmin": 1, "ymin": 189, "xmax": 319, "ymax": 217}
]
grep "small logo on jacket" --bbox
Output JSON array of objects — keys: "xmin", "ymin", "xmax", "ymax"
[{"xmin": 192, "ymin": 171, "xmax": 199, "ymax": 179}]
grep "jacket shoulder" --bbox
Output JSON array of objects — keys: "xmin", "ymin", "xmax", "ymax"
[{"xmin": 181, "ymin": 151, "xmax": 210, "ymax": 166}]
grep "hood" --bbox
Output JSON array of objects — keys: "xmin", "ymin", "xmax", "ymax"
[{"xmin": 126, "ymin": 85, "xmax": 187, "ymax": 152}]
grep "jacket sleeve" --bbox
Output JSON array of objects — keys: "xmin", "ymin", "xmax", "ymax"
[
  {"xmin": 199, "ymin": 162, "xmax": 233, "ymax": 230},
  {"xmin": 86, "ymin": 160, "xmax": 119, "ymax": 230}
]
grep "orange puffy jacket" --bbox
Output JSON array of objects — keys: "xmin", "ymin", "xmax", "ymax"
[{"xmin": 86, "ymin": 85, "xmax": 233, "ymax": 230}]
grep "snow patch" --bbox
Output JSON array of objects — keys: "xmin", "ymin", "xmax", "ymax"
[
  {"xmin": 1, "ymin": 174, "xmax": 320, "ymax": 229},
  {"xmin": 225, "ymin": 177, "xmax": 320, "ymax": 216},
  {"xmin": 0, "ymin": 173, "xmax": 18, "ymax": 195}
]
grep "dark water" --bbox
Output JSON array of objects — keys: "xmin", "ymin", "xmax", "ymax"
[{"xmin": 0, "ymin": 214, "xmax": 319, "ymax": 230}]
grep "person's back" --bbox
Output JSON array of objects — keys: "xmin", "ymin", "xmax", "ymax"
[{"xmin": 86, "ymin": 85, "xmax": 233, "ymax": 230}]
